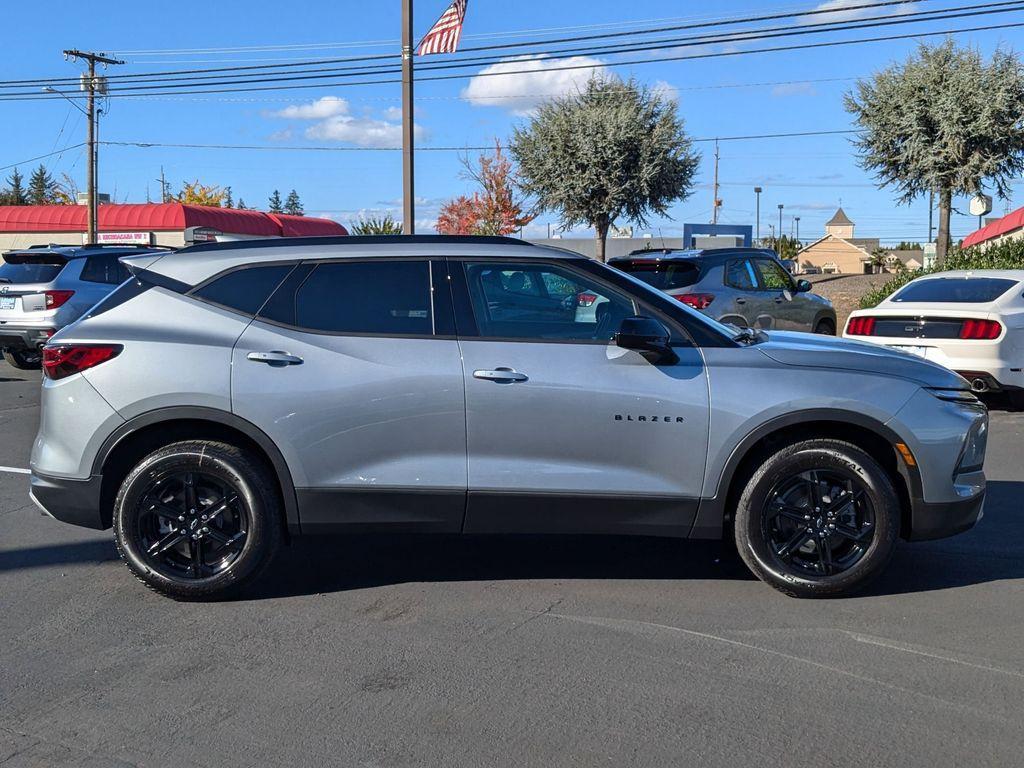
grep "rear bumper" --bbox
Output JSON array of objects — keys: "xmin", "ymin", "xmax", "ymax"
[
  {"xmin": 29, "ymin": 471, "xmax": 106, "ymax": 530},
  {"xmin": 907, "ymin": 489, "xmax": 985, "ymax": 541},
  {"xmin": 0, "ymin": 326, "xmax": 55, "ymax": 350}
]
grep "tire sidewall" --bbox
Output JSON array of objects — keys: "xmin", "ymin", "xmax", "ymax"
[
  {"xmin": 736, "ymin": 442, "xmax": 899, "ymax": 597},
  {"xmin": 114, "ymin": 445, "xmax": 273, "ymax": 597}
]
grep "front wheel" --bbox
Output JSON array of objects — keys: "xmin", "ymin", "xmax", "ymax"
[
  {"xmin": 2, "ymin": 347, "xmax": 42, "ymax": 370},
  {"xmin": 113, "ymin": 440, "xmax": 282, "ymax": 600},
  {"xmin": 734, "ymin": 439, "xmax": 899, "ymax": 598},
  {"xmin": 813, "ymin": 319, "xmax": 836, "ymax": 335}
]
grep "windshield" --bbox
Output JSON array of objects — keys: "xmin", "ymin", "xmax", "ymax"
[
  {"xmin": 0, "ymin": 254, "xmax": 67, "ymax": 285},
  {"xmin": 613, "ymin": 260, "xmax": 701, "ymax": 291},
  {"xmin": 892, "ymin": 277, "xmax": 1018, "ymax": 304}
]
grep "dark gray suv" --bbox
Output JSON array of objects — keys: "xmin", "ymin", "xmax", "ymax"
[
  {"xmin": 0, "ymin": 244, "xmax": 165, "ymax": 368},
  {"xmin": 610, "ymin": 248, "xmax": 837, "ymax": 335}
]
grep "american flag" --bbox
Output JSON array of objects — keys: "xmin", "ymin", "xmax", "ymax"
[{"xmin": 417, "ymin": 0, "xmax": 468, "ymax": 56}]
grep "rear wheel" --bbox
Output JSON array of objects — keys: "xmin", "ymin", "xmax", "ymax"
[
  {"xmin": 2, "ymin": 347, "xmax": 42, "ymax": 370},
  {"xmin": 113, "ymin": 441, "xmax": 282, "ymax": 600},
  {"xmin": 734, "ymin": 439, "xmax": 899, "ymax": 598},
  {"xmin": 813, "ymin": 319, "xmax": 836, "ymax": 335}
]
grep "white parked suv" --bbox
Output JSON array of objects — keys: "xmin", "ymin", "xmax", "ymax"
[{"xmin": 844, "ymin": 270, "xmax": 1024, "ymax": 405}]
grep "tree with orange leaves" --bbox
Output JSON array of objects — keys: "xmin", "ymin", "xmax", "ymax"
[{"xmin": 436, "ymin": 141, "xmax": 534, "ymax": 236}]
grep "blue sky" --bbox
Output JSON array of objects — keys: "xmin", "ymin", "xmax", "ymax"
[{"xmin": 3, "ymin": 0, "xmax": 1021, "ymax": 242}]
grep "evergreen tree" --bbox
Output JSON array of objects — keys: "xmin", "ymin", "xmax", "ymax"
[
  {"xmin": 0, "ymin": 168, "xmax": 28, "ymax": 205},
  {"xmin": 224, "ymin": 186, "xmax": 234, "ymax": 208},
  {"xmin": 284, "ymin": 189, "xmax": 304, "ymax": 216},
  {"xmin": 27, "ymin": 164, "xmax": 58, "ymax": 205},
  {"xmin": 237, "ymin": 198, "xmax": 247, "ymax": 210},
  {"xmin": 268, "ymin": 190, "xmax": 284, "ymax": 213}
]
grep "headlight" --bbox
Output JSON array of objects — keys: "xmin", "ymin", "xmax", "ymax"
[{"xmin": 955, "ymin": 415, "xmax": 988, "ymax": 476}]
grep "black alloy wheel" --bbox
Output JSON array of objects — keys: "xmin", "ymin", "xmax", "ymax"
[
  {"xmin": 113, "ymin": 440, "xmax": 282, "ymax": 600},
  {"xmin": 761, "ymin": 469, "xmax": 875, "ymax": 578},
  {"xmin": 137, "ymin": 470, "xmax": 249, "ymax": 579}
]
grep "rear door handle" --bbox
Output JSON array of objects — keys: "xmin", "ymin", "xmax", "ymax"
[
  {"xmin": 735, "ymin": 298, "xmax": 747, "ymax": 305},
  {"xmin": 247, "ymin": 351, "xmax": 304, "ymax": 366},
  {"xmin": 473, "ymin": 367, "xmax": 528, "ymax": 383}
]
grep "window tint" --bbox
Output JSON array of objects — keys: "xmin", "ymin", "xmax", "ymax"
[
  {"xmin": 725, "ymin": 259, "xmax": 757, "ymax": 290},
  {"xmin": 464, "ymin": 262, "xmax": 635, "ymax": 341},
  {"xmin": 285, "ymin": 260, "xmax": 433, "ymax": 335},
  {"xmin": 79, "ymin": 254, "xmax": 131, "ymax": 285},
  {"xmin": 754, "ymin": 258, "xmax": 793, "ymax": 291},
  {"xmin": 193, "ymin": 264, "xmax": 294, "ymax": 315},
  {"xmin": 0, "ymin": 255, "xmax": 66, "ymax": 284},
  {"xmin": 891, "ymin": 277, "xmax": 1019, "ymax": 304},
  {"xmin": 613, "ymin": 260, "xmax": 701, "ymax": 291}
]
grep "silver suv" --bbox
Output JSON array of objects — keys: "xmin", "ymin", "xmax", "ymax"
[
  {"xmin": 0, "ymin": 244, "xmax": 165, "ymax": 369},
  {"xmin": 610, "ymin": 248, "xmax": 837, "ymax": 335},
  {"xmin": 29, "ymin": 236, "xmax": 987, "ymax": 600}
]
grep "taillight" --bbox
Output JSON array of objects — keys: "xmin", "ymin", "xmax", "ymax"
[
  {"xmin": 846, "ymin": 316, "xmax": 876, "ymax": 336},
  {"xmin": 42, "ymin": 344, "xmax": 122, "ymax": 380},
  {"xmin": 959, "ymin": 319, "xmax": 1002, "ymax": 340},
  {"xmin": 677, "ymin": 293, "xmax": 715, "ymax": 310},
  {"xmin": 577, "ymin": 292, "xmax": 598, "ymax": 307},
  {"xmin": 44, "ymin": 290, "xmax": 74, "ymax": 309}
]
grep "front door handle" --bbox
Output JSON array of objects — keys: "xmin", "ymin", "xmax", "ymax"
[
  {"xmin": 247, "ymin": 350, "xmax": 304, "ymax": 366},
  {"xmin": 735, "ymin": 297, "xmax": 747, "ymax": 305},
  {"xmin": 473, "ymin": 367, "xmax": 528, "ymax": 383}
]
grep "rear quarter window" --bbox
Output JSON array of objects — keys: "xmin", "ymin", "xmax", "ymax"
[
  {"xmin": 891, "ymin": 277, "xmax": 1019, "ymax": 303},
  {"xmin": 192, "ymin": 264, "xmax": 295, "ymax": 316}
]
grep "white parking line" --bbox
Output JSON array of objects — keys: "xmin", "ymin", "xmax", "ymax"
[{"xmin": 0, "ymin": 466, "xmax": 30, "ymax": 475}]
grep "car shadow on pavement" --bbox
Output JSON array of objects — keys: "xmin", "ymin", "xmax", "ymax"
[
  {"xmin": 0, "ymin": 538, "xmax": 117, "ymax": 573},
  {"xmin": 248, "ymin": 481, "xmax": 1024, "ymax": 600}
]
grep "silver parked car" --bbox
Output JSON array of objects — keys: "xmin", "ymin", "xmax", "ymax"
[
  {"xmin": 609, "ymin": 248, "xmax": 837, "ymax": 335},
  {"xmin": 30, "ymin": 236, "xmax": 986, "ymax": 600},
  {"xmin": 0, "ymin": 244, "xmax": 165, "ymax": 369}
]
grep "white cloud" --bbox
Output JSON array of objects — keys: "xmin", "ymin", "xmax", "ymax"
[
  {"xmin": 461, "ymin": 55, "xmax": 609, "ymax": 116},
  {"xmin": 267, "ymin": 96, "xmax": 424, "ymax": 149},
  {"xmin": 771, "ymin": 81, "xmax": 818, "ymax": 97},
  {"xmin": 810, "ymin": 0, "xmax": 912, "ymax": 23},
  {"xmin": 269, "ymin": 96, "xmax": 349, "ymax": 120}
]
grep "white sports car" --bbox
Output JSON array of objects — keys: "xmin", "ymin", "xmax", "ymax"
[{"xmin": 844, "ymin": 269, "xmax": 1024, "ymax": 404}]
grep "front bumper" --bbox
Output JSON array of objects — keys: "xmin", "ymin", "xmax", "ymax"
[
  {"xmin": 30, "ymin": 471, "xmax": 106, "ymax": 530},
  {"xmin": 907, "ymin": 488, "xmax": 986, "ymax": 541}
]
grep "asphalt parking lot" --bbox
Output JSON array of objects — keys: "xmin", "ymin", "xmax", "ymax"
[{"xmin": 1, "ymin": 360, "xmax": 1022, "ymax": 768}]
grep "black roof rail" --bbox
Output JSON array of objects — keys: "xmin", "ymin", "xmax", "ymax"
[{"xmin": 176, "ymin": 234, "xmax": 537, "ymax": 255}]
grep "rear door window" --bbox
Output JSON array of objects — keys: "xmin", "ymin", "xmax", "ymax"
[
  {"xmin": 891, "ymin": 277, "xmax": 1019, "ymax": 303},
  {"xmin": 262, "ymin": 260, "xmax": 434, "ymax": 336},
  {"xmin": 613, "ymin": 260, "xmax": 701, "ymax": 291},
  {"xmin": 0, "ymin": 254, "xmax": 67, "ymax": 284},
  {"xmin": 753, "ymin": 258, "xmax": 794, "ymax": 291},
  {"xmin": 725, "ymin": 259, "xmax": 757, "ymax": 290}
]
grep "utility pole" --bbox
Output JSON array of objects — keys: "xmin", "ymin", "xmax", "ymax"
[
  {"xmin": 711, "ymin": 139, "xmax": 721, "ymax": 225},
  {"xmin": 928, "ymin": 189, "xmax": 935, "ymax": 243},
  {"xmin": 401, "ymin": 0, "xmax": 415, "ymax": 235},
  {"xmin": 753, "ymin": 186, "xmax": 762, "ymax": 242},
  {"xmin": 64, "ymin": 50, "xmax": 124, "ymax": 244},
  {"xmin": 777, "ymin": 204, "xmax": 784, "ymax": 244},
  {"xmin": 795, "ymin": 216, "xmax": 800, "ymax": 244}
]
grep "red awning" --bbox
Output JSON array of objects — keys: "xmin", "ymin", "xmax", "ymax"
[
  {"xmin": 0, "ymin": 203, "xmax": 347, "ymax": 237},
  {"xmin": 962, "ymin": 205, "xmax": 1024, "ymax": 248}
]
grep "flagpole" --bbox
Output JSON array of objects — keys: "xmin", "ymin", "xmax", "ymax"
[{"xmin": 401, "ymin": 0, "xmax": 415, "ymax": 235}]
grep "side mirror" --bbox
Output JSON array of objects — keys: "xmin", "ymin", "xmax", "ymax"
[
  {"xmin": 615, "ymin": 316, "xmax": 678, "ymax": 364},
  {"xmin": 795, "ymin": 279, "xmax": 812, "ymax": 293}
]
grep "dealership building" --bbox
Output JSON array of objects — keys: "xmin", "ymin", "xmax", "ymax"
[{"xmin": 0, "ymin": 203, "xmax": 347, "ymax": 252}]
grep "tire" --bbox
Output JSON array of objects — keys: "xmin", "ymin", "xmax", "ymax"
[
  {"xmin": 733, "ymin": 439, "xmax": 899, "ymax": 598},
  {"xmin": 2, "ymin": 347, "xmax": 42, "ymax": 370},
  {"xmin": 113, "ymin": 440, "xmax": 282, "ymax": 601},
  {"xmin": 813, "ymin": 319, "xmax": 836, "ymax": 336}
]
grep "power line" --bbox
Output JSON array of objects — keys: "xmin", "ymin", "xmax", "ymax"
[
  {"xmin": 0, "ymin": 1, "xmax": 1013, "ymax": 95},
  {"xmin": 0, "ymin": 143, "xmax": 87, "ymax": 172}
]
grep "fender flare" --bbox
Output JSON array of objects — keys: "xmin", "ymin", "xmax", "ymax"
[
  {"xmin": 93, "ymin": 406, "xmax": 300, "ymax": 532},
  {"xmin": 690, "ymin": 407, "xmax": 922, "ymax": 538}
]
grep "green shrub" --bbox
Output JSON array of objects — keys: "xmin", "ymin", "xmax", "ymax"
[{"xmin": 858, "ymin": 238, "xmax": 1024, "ymax": 308}]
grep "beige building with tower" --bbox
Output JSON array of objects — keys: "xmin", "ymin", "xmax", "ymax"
[{"xmin": 796, "ymin": 208, "xmax": 881, "ymax": 274}]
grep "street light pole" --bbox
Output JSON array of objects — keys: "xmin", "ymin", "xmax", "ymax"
[
  {"xmin": 795, "ymin": 216, "xmax": 801, "ymax": 244},
  {"xmin": 777, "ymin": 204, "xmax": 784, "ymax": 244},
  {"xmin": 63, "ymin": 50, "xmax": 123, "ymax": 245},
  {"xmin": 401, "ymin": 0, "xmax": 415, "ymax": 235},
  {"xmin": 753, "ymin": 186, "xmax": 762, "ymax": 242}
]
